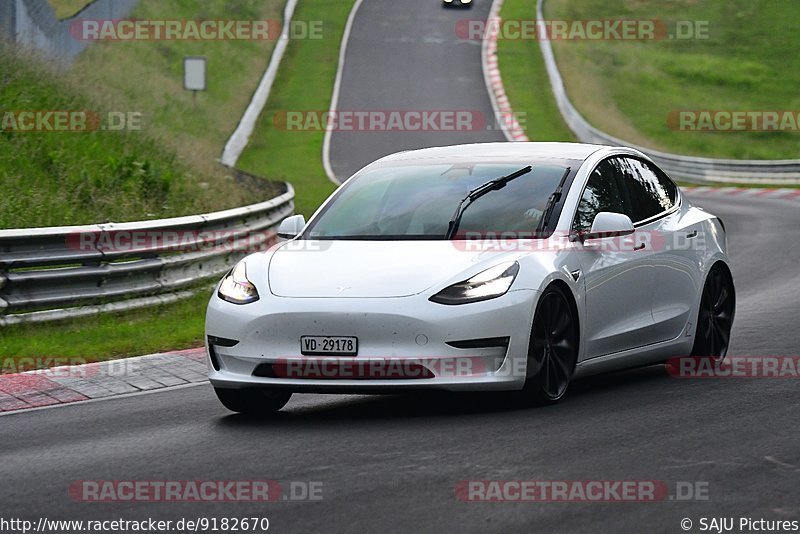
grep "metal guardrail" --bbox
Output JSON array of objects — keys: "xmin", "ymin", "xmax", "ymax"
[
  {"xmin": 536, "ymin": 0, "xmax": 800, "ymax": 185},
  {"xmin": 0, "ymin": 183, "xmax": 294, "ymax": 325}
]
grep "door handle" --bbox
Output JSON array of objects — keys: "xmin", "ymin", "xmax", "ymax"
[
  {"xmin": 633, "ymin": 243, "xmax": 646, "ymax": 251},
  {"xmin": 686, "ymin": 230, "xmax": 698, "ymax": 239}
]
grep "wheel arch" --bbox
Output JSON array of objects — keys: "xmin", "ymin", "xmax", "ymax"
[
  {"xmin": 539, "ymin": 278, "xmax": 581, "ymax": 365},
  {"xmin": 691, "ymin": 259, "xmax": 736, "ymax": 358},
  {"xmin": 707, "ymin": 259, "xmax": 736, "ymax": 307},
  {"xmin": 700, "ymin": 257, "xmax": 735, "ymax": 302}
]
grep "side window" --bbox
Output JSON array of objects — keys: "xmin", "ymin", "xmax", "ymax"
[
  {"xmin": 572, "ymin": 159, "xmax": 626, "ymax": 234},
  {"xmin": 620, "ymin": 157, "xmax": 675, "ymax": 223},
  {"xmin": 651, "ymin": 162, "xmax": 679, "ymax": 208}
]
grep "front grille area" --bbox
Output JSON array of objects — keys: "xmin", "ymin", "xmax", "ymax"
[{"xmin": 252, "ymin": 361, "xmax": 435, "ymax": 380}]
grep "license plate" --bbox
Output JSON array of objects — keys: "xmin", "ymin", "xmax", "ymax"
[{"xmin": 300, "ymin": 336, "xmax": 358, "ymax": 356}]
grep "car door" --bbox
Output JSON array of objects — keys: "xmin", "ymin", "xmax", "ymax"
[
  {"xmin": 620, "ymin": 157, "xmax": 702, "ymax": 343},
  {"xmin": 571, "ymin": 157, "xmax": 656, "ymax": 358}
]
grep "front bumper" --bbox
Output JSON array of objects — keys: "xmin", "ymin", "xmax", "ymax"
[{"xmin": 205, "ymin": 289, "xmax": 538, "ymax": 392}]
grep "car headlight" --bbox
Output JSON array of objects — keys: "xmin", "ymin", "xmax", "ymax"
[
  {"xmin": 218, "ymin": 262, "xmax": 259, "ymax": 304},
  {"xmin": 429, "ymin": 261, "xmax": 519, "ymax": 305}
]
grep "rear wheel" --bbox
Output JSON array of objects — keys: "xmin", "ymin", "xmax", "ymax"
[
  {"xmin": 691, "ymin": 264, "xmax": 735, "ymax": 361},
  {"xmin": 520, "ymin": 285, "xmax": 579, "ymax": 405},
  {"xmin": 214, "ymin": 387, "xmax": 292, "ymax": 415}
]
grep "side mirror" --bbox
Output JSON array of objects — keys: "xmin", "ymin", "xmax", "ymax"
[
  {"xmin": 277, "ymin": 214, "xmax": 306, "ymax": 240},
  {"xmin": 583, "ymin": 212, "xmax": 634, "ymax": 241}
]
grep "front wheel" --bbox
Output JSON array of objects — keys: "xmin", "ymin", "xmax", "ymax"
[
  {"xmin": 691, "ymin": 264, "xmax": 735, "ymax": 361},
  {"xmin": 520, "ymin": 285, "xmax": 579, "ymax": 405},
  {"xmin": 214, "ymin": 387, "xmax": 292, "ymax": 415}
]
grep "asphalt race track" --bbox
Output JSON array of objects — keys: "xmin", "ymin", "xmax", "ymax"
[
  {"xmin": 2, "ymin": 1, "xmax": 799, "ymax": 533},
  {"xmin": 2, "ymin": 192, "xmax": 798, "ymax": 532},
  {"xmin": 327, "ymin": 0, "xmax": 506, "ymax": 182}
]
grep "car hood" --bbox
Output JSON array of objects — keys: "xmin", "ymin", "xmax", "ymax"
[{"xmin": 267, "ymin": 240, "xmax": 515, "ymax": 298}]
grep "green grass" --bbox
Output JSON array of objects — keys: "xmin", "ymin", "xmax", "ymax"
[
  {"xmin": 2, "ymin": 0, "xmax": 288, "ymax": 229},
  {"xmin": 0, "ymin": 291, "xmax": 212, "ymax": 363},
  {"xmin": 237, "ymin": 0, "xmax": 355, "ymax": 217},
  {"xmin": 47, "ymin": 0, "xmax": 94, "ymax": 19},
  {"xmin": 497, "ymin": 0, "xmax": 574, "ymax": 142},
  {"xmin": 1, "ymin": 0, "xmax": 355, "ymax": 368},
  {"xmin": 70, "ymin": 0, "xmax": 285, "ymax": 201},
  {"xmin": 543, "ymin": 0, "xmax": 800, "ymax": 159},
  {"xmin": 0, "ymin": 43, "xmax": 213, "ymax": 229},
  {"xmin": 1, "ymin": 0, "xmax": 289, "ymax": 368}
]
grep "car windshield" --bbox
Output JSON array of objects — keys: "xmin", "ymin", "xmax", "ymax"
[{"xmin": 304, "ymin": 161, "xmax": 570, "ymax": 239}]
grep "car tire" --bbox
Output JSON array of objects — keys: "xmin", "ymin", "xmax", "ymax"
[
  {"xmin": 691, "ymin": 263, "xmax": 735, "ymax": 361},
  {"xmin": 214, "ymin": 387, "xmax": 292, "ymax": 414},
  {"xmin": 519, "ymin": 285, "xmax": 579, "ymax": 406}
]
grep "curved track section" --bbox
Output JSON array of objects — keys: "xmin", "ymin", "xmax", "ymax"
[
  {"xmin": 1, "ymin": 2, "xmax": 799, "ymax": 531},
  {"xmin": 2, "ymin": 193, "xmax": 799, "ymax": 528},
  {"xmin": 326, "ymin": 0, "xmax": 506, "ymax": 182}
]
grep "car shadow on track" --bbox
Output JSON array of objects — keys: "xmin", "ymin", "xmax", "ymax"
[{"xmin": 216, "ymin": 364, "xmax": 673, "ymax": 426}]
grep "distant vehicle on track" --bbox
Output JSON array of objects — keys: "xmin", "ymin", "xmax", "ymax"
[
  {"xmin": 206, "ymin": 142, "xmax": 735, "ymax": 413},
  {"xmin": 442, "ymin": 0, "xmax": 473, "ymax": 8}
]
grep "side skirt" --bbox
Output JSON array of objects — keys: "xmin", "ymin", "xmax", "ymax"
[{"xmin": 573, "ymin": 335, "xmax": 693, "ymax": 379}]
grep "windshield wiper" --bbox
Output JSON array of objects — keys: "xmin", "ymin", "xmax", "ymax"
[
  {"xmin": 535, "ymin": 167, "xmax": 571, "ymax": 235},
  {"xmin": 444, "ymin": 165, "xmax": 533, "ymax": 239}
]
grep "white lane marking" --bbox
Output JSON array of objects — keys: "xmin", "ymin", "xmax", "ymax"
[
  {"xmin": 765, "ymin": 456, "xmax": 799, "ymax": 471},
  {"xmin": 321, "ymin": 0, "xmax": 366, "ymax": 185},
  {"xmin": 662, "ymin": 460, "xmax": 719, "ymax": 469},
  {"xmin": 220, "ymin": 0, "xmax": 300, "ymax": 167}
]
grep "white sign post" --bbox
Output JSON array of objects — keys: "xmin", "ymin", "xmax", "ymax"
[{"xmin": 183, "ymin": 56, "xmax": 207, "ymax": 103}]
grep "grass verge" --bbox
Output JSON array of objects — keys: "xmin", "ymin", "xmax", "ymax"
[
  {"xmin": 0, "ymin": 42, "xmax": 210, "ymax": 229},
  {"xmin": 69, "ymin": 0, "xmax": 287, "ymax": 211},
  {"xmin": 2, "ymin": 0, "xmax": 286, "ymax": 229},
  {"xmin": 47, "ymin": 0, "xmax": 94, "ymax": 19},
  {"xmin": 1, "ymin": 0, "xmax": 355, "ymax": 366},
  {"xmin": 544, "ymin": 0, "xmax": 800, "ymax": 159},
  {"xmin": 237, "ymin": 0, "xmax": 355, "ymax": 217},
  {"xmin": 2, "ymin": 0, "xmax": 284, "ymax": 365},
  {"xmin": 497, "ymin": 0, "xmax": 574, "ymax": 142},
  {"xmin": 0, "ymin": 291, "xmax": 212, "ymax": 363}
]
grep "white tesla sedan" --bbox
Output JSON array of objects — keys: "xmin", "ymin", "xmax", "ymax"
[{"xmin": 206, "ymin": 143, "xmax": 735, "ymax": 413}]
